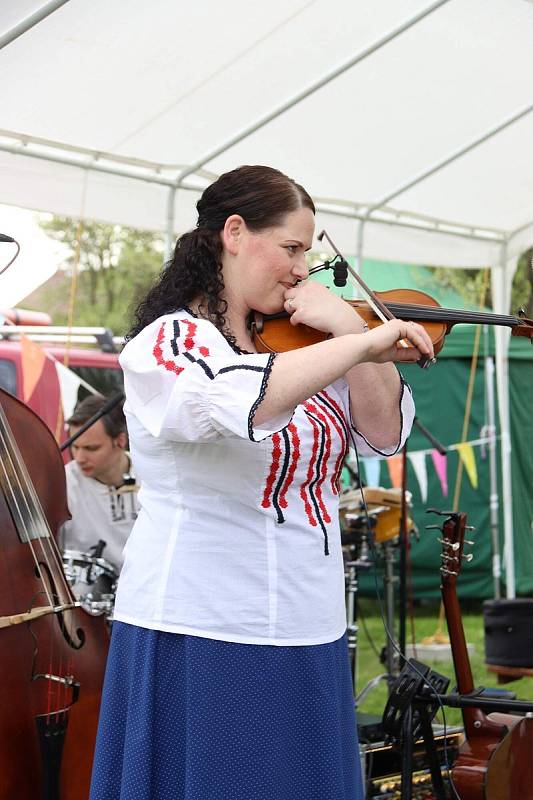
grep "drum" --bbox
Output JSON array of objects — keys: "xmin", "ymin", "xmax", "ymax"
[
  {"xmin": 339, "ymin": 487, "xmax": 414, "ymax": 545},
  {"xmin": 62, "ymin": 549, "xmax": 117, "ymax": 619}
]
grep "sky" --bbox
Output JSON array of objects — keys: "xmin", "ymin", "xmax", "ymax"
[{"xmin": 0, "ymin": 203, "xmax": 64, "ymax": 309}]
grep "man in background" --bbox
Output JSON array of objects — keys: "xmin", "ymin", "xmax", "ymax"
[{"xmin": 61, "ymin": 393, "xmax": 139, "ymax": 571}]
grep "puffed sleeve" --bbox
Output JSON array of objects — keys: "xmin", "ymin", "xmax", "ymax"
[
  {"xmin": 330, "ymin": 371, "xmax": 415, "ymax": 457},
  {"xmin": 119, "ymin": 313, "xmax": 292, "ymax": 443}
]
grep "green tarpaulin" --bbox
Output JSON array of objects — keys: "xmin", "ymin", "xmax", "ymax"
[{"xmin": 319, "ymin": 259, "xmax": 533, "ymax": 599}]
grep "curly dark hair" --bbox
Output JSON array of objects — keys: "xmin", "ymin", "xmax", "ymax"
[{"xmin": 127, "ymin": 165, "xmax": 315, "ymax": 342}]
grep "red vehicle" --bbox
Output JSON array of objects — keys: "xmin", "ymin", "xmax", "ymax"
[{"xmin": 0, "ymin": 308, "xmax": 123, "ymax": 438}]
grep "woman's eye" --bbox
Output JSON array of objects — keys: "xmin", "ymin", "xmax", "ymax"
[{"xmin": 286, "ymin": 245, "xmax": 297, "ymax": 254}]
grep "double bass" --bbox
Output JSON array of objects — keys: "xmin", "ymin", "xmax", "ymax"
[
  {"xmin": 439, "ymin": 511, "xmax": 533, "ymax": 800},
  {"xmin": 0, "ymin": 387, "xmax": 109, "ymax": 798}
]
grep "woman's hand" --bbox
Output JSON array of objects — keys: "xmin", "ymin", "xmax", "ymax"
[
  {"xmin": 361, "ymin": 318, "xmax": 434, "ymax": 364},
  {"xmin": 283, "ymin": 282, "xmax": 366, "ymax": 335}
]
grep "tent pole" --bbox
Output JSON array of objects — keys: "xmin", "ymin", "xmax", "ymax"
[
  {"xmin": 492, "ymin": 243, "xmax": 515, "ymax": 598},
  {"xmin": 484, "ymin": 349, "xmax": 501, "ymax": 599},
  {"xmin": 172, "ymin": 0, "xmax": 451, "ymax": 188},
  {"xmin": 0, "ymin": 0, "xmax": 71, "ymax": 51},
  {"xmin": 164, "ymin": 186, "xmax": 176, "ymax": 263}
]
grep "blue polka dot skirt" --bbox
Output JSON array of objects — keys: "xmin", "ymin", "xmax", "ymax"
[{"xmin": 90, "ymin": 622, "xmax": 364, "ymax": 800}]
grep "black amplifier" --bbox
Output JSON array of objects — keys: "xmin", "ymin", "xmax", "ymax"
[{"xmin": 484, "ymin": 599, "xmax": 533, "ymax": 668}]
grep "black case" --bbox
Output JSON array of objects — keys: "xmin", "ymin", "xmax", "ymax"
[{"xmin": 483, "ymin": 598, "xmax": 533, "ymax": 668}]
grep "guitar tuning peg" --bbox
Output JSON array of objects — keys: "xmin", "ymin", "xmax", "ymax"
[
  {"xmin": 426, "ymin": 508, "xmax": 455, "ymax": 517},
  {"xmin": 425, "ymin": 524, "xmax": 443, "ymax": 531},
  {"xmin": 440, "ymin": 567, "xmax": 459, "ymax": 576},
  {"xmin": 465, "ymin": 526, "xmax": 476, "ymax": 531},
  {"xmin": 464, "ymin": 540, "xmax": 475, "ymax": 546},
  {"xmin": 462, "ymin": 553, "xmax": 474, "ymax": 562},
  {"xmin": 437, "ymin": 538, "xmax": 460, "ymax": 551}
]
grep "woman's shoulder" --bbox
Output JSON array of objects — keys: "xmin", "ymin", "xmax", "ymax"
[{"xmin": 120, "ymin": 310, "xmax": 233, "ymax": 369}]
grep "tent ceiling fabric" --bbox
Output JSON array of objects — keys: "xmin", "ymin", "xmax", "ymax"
[{"xmin": 1, "ymin": 0, "xmax": 533, "ymax": 266}]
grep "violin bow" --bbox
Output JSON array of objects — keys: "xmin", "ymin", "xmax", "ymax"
[{"xmin": 317, "ymin": 229, "xmax": 435, "ymax": 369}]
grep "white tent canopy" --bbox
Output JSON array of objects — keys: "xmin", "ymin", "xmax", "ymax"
[{"xmin": 1, "ymin": 0, "xmax": 533, "ymax": 596}]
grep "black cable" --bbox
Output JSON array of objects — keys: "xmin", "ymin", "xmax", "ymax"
[
  {"xmin": 357, "ymin": 600, "xmax": 383, "ymax": 663},
  {"xmin": 0, "ymin": 239, "xmax": 21, "ymax": 277},
  {"xmin": 351, "ymin": 440, "xmax": 462, "ymax": 800}
]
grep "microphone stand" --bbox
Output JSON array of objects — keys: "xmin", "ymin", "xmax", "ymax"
[
  {"xmin": 59, "ymin": 392, "xmax": 125, "ymax": 452},
  {"xmin": 398, "ymin": 417, "xmax": 446, "ymax": 659}
]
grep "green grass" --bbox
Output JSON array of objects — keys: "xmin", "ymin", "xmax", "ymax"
[{"xmin": 354, "ymin": 600, "xmax": 533, "ymax": 728}]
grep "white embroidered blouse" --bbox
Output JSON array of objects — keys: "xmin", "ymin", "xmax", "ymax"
[{"xmin": 113, "ymin": 310, "xmax": 415, "ymax": 646}]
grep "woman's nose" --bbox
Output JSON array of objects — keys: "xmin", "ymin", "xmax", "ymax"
[{"xmin": 292, "ymin": 256, "xmax": 309, "ymax": 281}]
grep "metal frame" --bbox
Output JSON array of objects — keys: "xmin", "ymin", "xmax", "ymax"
[
  {"xmin": 0, "ymin": 0, "xmax": 71, "ymax": 51},
  {"xmin": 1, "ymin": 0, "xmax": 532, "ymax": 596}
]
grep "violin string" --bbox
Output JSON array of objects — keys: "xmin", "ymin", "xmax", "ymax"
[
  {"xmin": 0, "ymin": 406, "xmax": 55, "ymax": 608},
  {"xmin": 380, "ymin": 302, "xmax": 519, "ymax": 327},
  {"xmin": 0, "ymin": 404, "xmax": 73, "ymax": 607}
]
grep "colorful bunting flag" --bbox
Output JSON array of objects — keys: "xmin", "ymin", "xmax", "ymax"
[
  {"xmin": 55, "ymin": 361, "xmax": 84, "ymax": 420},
  {"xmin": 431, "ymin": 450, "xmax": 448, "ymax": 497},
  {"xmin": 456, "ymin": 443, "xmax": 478, "ymax": 489},
  {"xmin": 20, "ymin": 334, "xmax": 47, "ymax": 402},
  {"xmin": 386, "ymin": 454, "xmax": 403, "ymax": 488},
  {"xmin": 361, "ymin": 456, "xmax": 381, "ymax": 487},
  {"xmin": 408, "ymin": 451, "xmax": 428, "ymax": 502}
]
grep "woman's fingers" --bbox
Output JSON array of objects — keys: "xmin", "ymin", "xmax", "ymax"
[{"xmin": 402, "ymin": 320, "xmax": 434, "ymax": 357}]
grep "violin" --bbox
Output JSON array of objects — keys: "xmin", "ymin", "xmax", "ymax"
[
  {"xmin": 0, "ymin": 387, "xmax": 109, "ymax": 798},
  {"xmin": 251, "ymin": 287, "xmax": 533, "ymax": 356},
  {"xmin": 439, "ymin": 511, "xmax": 533, "ymax": 800}
]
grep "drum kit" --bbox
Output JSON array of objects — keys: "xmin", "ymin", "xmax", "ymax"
[
  {"xmin": 61, "ymin": 543, "xmax": 118, "ymax": 624},
  {"xmin": 340, "ymin": 486, "xmax": 416, "ymax": 695}
]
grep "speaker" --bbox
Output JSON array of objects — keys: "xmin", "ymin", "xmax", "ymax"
[{"xmin": 484, "ymin": 598, "xmax": 533, "ymax": 668}]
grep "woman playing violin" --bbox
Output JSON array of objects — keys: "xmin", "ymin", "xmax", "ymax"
[{"xmin": 89, "ymin": 165, "xmax": 434, "ymax": 800}]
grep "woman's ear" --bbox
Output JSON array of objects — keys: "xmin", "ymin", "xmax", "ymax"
[{"xmin": 221, "ymin": 214, "xmax": 245, "ymax": 255}]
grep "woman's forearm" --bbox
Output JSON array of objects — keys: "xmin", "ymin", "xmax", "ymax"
[
  {"xmin": 253, "ymin": 333, "xmax": 365, "ymax": 426},
  {"xmin": 345, "ymin": 362, "xmax": 403, "ymax": 450}
]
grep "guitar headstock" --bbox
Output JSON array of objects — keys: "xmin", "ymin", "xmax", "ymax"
[{"xmin": 426, "ymin": 509, "xmax": 475, "ymax": 584}]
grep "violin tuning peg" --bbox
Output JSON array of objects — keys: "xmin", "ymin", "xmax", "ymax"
[{"xmin": 426, "ymin": 508, "xmax": 454, "ymax": 517}]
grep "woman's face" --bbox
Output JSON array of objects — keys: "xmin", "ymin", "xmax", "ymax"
[{"xmin": 223, "ymin": 206, "xmax": 315, "ymax": 315}]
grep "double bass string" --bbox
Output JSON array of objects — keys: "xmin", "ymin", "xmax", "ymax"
[
  {"xmin": 0, "ymin": 403, "xmax": 76, "ymax": 623},
  {"xmin": 0, "ymin": 403, "xmax": 78, "ymax": 716}
]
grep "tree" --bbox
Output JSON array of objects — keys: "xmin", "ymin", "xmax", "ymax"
[
  {"xmin": 432, "ymin": 248, "xmax": 533, "ymax": 316},
  {"xmin": 29, "ymin": 217, "xmax": 164, "ymax": 335}
]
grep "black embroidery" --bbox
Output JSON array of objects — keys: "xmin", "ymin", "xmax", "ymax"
[
  {"xmin": 218, "ymin": 364, "xmax": 265, "ymax": 375},
  {"xmin": 316, "ymin": 391, "xmax": 350, "ymax": 450},
  {"xmin": 271, "ymin": 428, "xmax": 291, "ymax": 524},
  {"xmin": 349, "ymin": 372, "xmax": 410, "ymax": 457},
  {"xmin": 182, "ymin": 306, "xmax": 253, "ymax": 355},
  {"xmin": 248, "ymin": 353, "xmax": 277, "ymax": 441},
  {"xmin": 108, "ymin": 488, "xmax": 126, "ymax": 522},
  {"xmin": 171, "ymin": 319, "xmax": 181, "ymax": 356},
  {"xmin": 304, "ymin": 408, "xmax": 330, "ymax": 556},
  {"xmin": 183, "ymin": 351, "xmax": 215, "ymax": 380}
]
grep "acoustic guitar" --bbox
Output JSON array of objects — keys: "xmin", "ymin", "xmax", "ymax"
[{"xmin": 439, "ymin": 511, "xmax": 533, "ymax": 800}]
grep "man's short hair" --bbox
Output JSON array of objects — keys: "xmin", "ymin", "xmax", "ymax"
[{"xmin": 67, "ymin": 394, "xmax": 127, "ymax": 439}]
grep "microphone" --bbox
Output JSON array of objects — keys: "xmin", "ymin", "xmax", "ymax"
[
  {"xmin": 333, "ymin": 258, "xmax": 348, "ymax": 287},
  {"xmin": 0, "ymin": 234, "xmax": 15, "ymax": 243}
]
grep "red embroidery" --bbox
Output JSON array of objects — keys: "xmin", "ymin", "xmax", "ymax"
[
  {"xmin": 153, "ymin": 319, "xmax": 210, "ymax": 375},
  {"xmin": 300, "ymin": 414, "xmax": 319, "ymax": 527},
  {"xmin": 261, "ymin": 432, "xmax": 282, "ymax": 508},
  {"xmin": 279, "ymin": 423, "xmax": 300, "ymax": 509},
  {"xmin": 153, "ymin": 322, "xmax": 184, "ymax": 376},
  {"xmin": 315, "ymin": 393, "xmax": 348, "ymax": 494},
  {"xmin": 181, "ymin": 319, "xmax": 210, "ymax": 357},
  {"xmin": 305, "ymin": 403, "xmax": 331, "ymax": 524}
]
